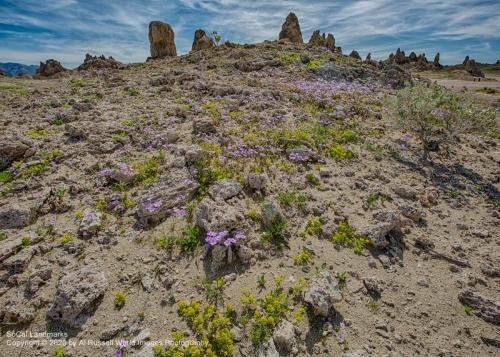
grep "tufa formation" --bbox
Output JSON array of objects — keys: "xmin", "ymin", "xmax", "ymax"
[
  {"xmin": 77, "ymin": 54, "xmax": 122, "ymax": 71},
  {"xmin": 191, "ymin": 29, "xmax": 215, "ymax": 51},
  {"xmin": 36, "ymin": 59, "xmax": 67, "ymax": 77},
  {"xmin": 308, "ymin": 30, "xmax": 336, "ymax": 52},
  {"xmin": 279, "ymin": 12, "xmax": 303, "ymax": 43},
  {"xmin": 148, "ymin": 21, "xmax": 177, "ymax": 58}
]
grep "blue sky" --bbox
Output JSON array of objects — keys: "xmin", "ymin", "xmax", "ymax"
[{"xmin": 0, "ymin": 0, "xmax": 499, "ymax": 68}]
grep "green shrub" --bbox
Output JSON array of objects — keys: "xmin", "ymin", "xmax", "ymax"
[
  {"xmin": 262, "ymin": 216, "xmax": 287, "ymax": 248},
  {"xmin": 332, "ymin": 222, "xmax": 370, "ymax": 254},
  {"xmin": 153, "ymin": 300, "xmax": 235, "ymax": 356},
  {"xmin": 179, "ymin": 226, "xmax": 201, "ymax": 255},
  {"xmin": 114, "ymin": 291, "xmax": 126, "ymax": 309},
  {"xmin": 390, "ymin": 83, "xmax": 495, "ymax": 159},
  {"xmin": 0, "ymin": 171, "xmax": 13, "ymax": 183}
]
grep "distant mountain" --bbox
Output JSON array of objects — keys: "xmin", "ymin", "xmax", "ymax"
[{"xmin": 0, "ymin": 62, "xmax": 38, "ymax": 77}]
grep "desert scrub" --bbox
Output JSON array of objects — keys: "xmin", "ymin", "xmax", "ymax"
[
  {"xmin": 61, "ymin": 232, "xmax": 74, "ymax": 244},
  {"xmin": 277, "ymin": 52, "xmax": 300, "ymax": 65},
  {"xmin": 179, "ymin": 226, "xmax": 201, "ymax": 255},
  {"xmin": 332, "ymin": 222, "xmax": 370, "ymax": 254},
  {"xmin": 241, "ymin": 277, "xmax": 290, "ymax": 347},
  {"xmin": 133, "ymin": 151, "xmax": 165, "ymax": 185},
  {"xmin": 52, "ymin": 346, "xmax": 65, "ymax": 357},
  {"xmin": 112, "ymin": 131, "xmax": 130, "ymax": 143},
  {"xmin": 305, "ymin": 217, "xmax": 323, "ymax": 235},
  {"xmin": 262, "ymin": 216, "xmax": 287, "ymax": 248},
  {"xmin": 114, "ymin": 291, "xmax": 126, "ymax": 309},
  {"xmin": 327, "ymin": 143, "xmax": 355, "ymax": 161},
  {"xmin": 277, "ymin": 191, "xmax": 307, "ymax": 207},
  {"xmin": 389, "ymin": 83, "xmax": 495, "ymax": 159},
  {"xmin": 0, "ymin": 170, "xmax": 13, "ymax": 183},
  {"xmin": 204, "ymin": 277, "xmax": 225, "ymax": 303},
  {"xmin": 293, "ymin": 247, "xmax": 314, "ymax": 266},
  {"xmin": 153, "ymin": 300, "xmax": 235, "ymax": 356}
]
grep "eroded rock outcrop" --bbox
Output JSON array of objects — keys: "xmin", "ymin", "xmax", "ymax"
[
  {"xmin": 192, "ymin": 29, "xmax": 214, "ymax": 51},
  {"xmin": 148, "ymin": 21, "xmax": 177, "ymax": 58},
  {"xmin": 36, "ymin": 59, "xmax": 67, "ymax": 77},
  {"xmin": 464, "ymin": 57, "xmax": 484, "ymax": 77},
  {"xmin": 279, "ymin": 12, "xmax": 303, "ymax": 43},
  {"xmin": 304, "ymin": 272, "xmax": 342, "ymax": 316},
  {"xmin": 77, "ymin": 53, "xmax": 122, "ymax": 71},
  {"xmin": 308, "ymin": 30, "xmax": 336, "ymax": 51},
  {"xmin": 47, "ymin": 265, "xmax": 107, "ymax": 327}
]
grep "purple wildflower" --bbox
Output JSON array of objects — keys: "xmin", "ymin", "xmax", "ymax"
[
  {"xmin": 118, "ymin": 340, "xmax": 129, "ymax": 349},
  {"xmin": 83, "ymin": 210, "xmax": 96, "ymax": 222},
  {"xmin": 205, "ymin": 231, "xmax": 228, "ymax": 246},
  {"xmin": 223, "ymin": 238, "xmax": 237, "ymax": 246},
  {"xmin": 171, "ymin": 207, "xmax": 188, "ymax": 217},
  {"xmin": 97, "ymin": 168, "xmax": 112, "ymax": 177},
  {"xmin": 144, "ymin": 200, "xmax": 162, "ymax": 213}
]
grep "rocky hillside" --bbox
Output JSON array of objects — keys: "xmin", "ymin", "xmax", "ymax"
[{"xmin": 0, "ymin": 15, "xmax": 499, "ymax": 357}]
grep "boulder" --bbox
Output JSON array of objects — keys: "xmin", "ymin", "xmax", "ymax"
[
  {"xmin": 3, "ymin": 247, "xmax": 36, "ymax": 273},
  {"xmin": 208, "ymin": 179, "xmax": 242, "ymax": 201},
  {"xmin": 0, "ymin": 135, "xmax": 31, "ymax": 169},
  {"xmin": 148, "ymin": 21, "xmax": 177, "ymax": 58},
  {"xmin": 278, "ymin": 12, "xmax": 303, "ymax": 43},
  {"xmin": 257, "ymin": 338, "xmax": 279, "ymax": 357},
  {"xmin": 261, "ymin": 200, "xmax": 284, "ymax": 230},
  {"xmin": 273, "ymin": 320, "xmax": 297, "ymax": 355},
  {"xmin": 304, "ymin": 272, "xmax": 342, "ymax": 316},
  {"xmin": 458, "ymin": 290, "xmax": 499, "ymax": 325},
  {"xmin": 196, "ymin": 198, "xmax": 243, "ymax": 232},
  {"xmin": 0, "ymin": 201, "xmax": 37, "ymax": 229},
  {"xmin": 363, "ymin": 277, "xmax": 382, "ymax": 296},
  {"xmin": 36, "ymin": 59, "xmax": 67, "ymax": 77},
  {"xmin": 137, "ymin": 168, "xmax": 198, "ymax": 226},
  {"xmin": 192, "ymin": 29, "xmax": 214, "ymax": 51},
  {"xmin": 192, "ymin": 117, "xmax": 217, "ymax": 135},
  {"xmin": 359, "ymin": 210, "xmax": 403, "ymax": 249},
  {"xmin": 1, "ymin": 302, "xmax": 35, "ymax": 324},
  {"xmin": 47, "ymin": 265, "xmax": 107, "ymax": 327},
  {"xmin": 246, "ymin": 173, "xmax": 267, "ymax": 191},
  {"xmin": 78, "ymin": 209, "xmax": 102, "ymax": 238},
  {"xmin": 77, "ymin": 53, "xmax": 122, "ymax": 71}
]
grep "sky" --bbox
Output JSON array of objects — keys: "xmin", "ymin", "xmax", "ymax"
[{"xmin": 0, "ymin": 0, "xmax": 499, "ymax": 68}]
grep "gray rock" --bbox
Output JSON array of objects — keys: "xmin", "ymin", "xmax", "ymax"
[
  {"xmin": 261, "ymin": 200, "xmax": 284, "ymax": 230},
  {"xmin": 208, "ymin": 179, "xmax": 242, "ymax": 201},
  {"xmin": 184, "ymin": 145, "xmax": 203, "ymax": 162},
  {"xmin": 65, "ymin": 122, "xmax": 87, "ymax": 139},
  {"xmin": 134, "ymin": 328, "xmax": 151, "ymax": 347},
  {"xmin": 26, "ymin": 264, "xmax": 52, "ymax": 293},
  {"xmin": 273, "ymin": 320, "xmax": 296, "ymax": 355},
  {"xmin": 78, "ymin": 209, "xmax": 102, "ymax": 238},
  {"xmin": 0, "ymin": 136, "xmax": 31, "ymax": 170},
  {"xmin": 141, "ymin": 274, "xmax": 154, "ymax": 293},
  {"xmin": 47, "ymin": 265, "xmax": 107, "ymax": 327},
  {"xmin": 137, "ymin": 168, "xmax": 198, "ymax": 226},
  {"xmin": 196, "ymin": 198, "xmax": 243, "ymax": 232},
  {"xmin": 359, "ymin": 210, "xmax": 403, "ymax": 249},
  {"xmin": 304, "ymin": 272, "xmax": 342, "ymax": 316},
  {"xmin": 100, "ymin": 324, "xmax": 123, "ymax": 341},
  {"xmin": 246, "ymin": 173, "xmax": 267, "ymax": 191},
  {"xmin": 257, "ymin": 338, "xmax": 280, "ymax": 357},
  {"xmin": 363, "ymin": 277, "xmax": 382, "ymax": 295},
  {"xmin": 3, "ymin": 247, "xmax": 36, "ymax": 273},
  {"xmin": 0, "ymin": 302, "xmax": 35, "ymax": 324},
  {"xmin": 193, "ymin": 117, "xmax": 217, "ymax": 135},
  {"xmin": 458, "ymin": 290, "xmax": 499, "ymax": 325},
  {"xmin": 0, "ymin": 202, "xmax": 37, "ymax": 229},
  {"xmin": 392, "ymin": 185, "xmax": 418, "ymax": 200},
  {"xmin": 399, "ymin": 203, "xmax": 425, "ymax": 222}
]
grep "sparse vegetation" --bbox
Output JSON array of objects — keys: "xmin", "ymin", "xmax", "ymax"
[
  {"xmin": 332, "ymin": 222, "xmax": 370, "ymax": 254},
  {"xmin": 390, "ymin": 83, "xmax": 496, "ymax": 159},
  {"xmin": 114, "ymin": 290, "xmax": 126, "ymax": 309}
]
